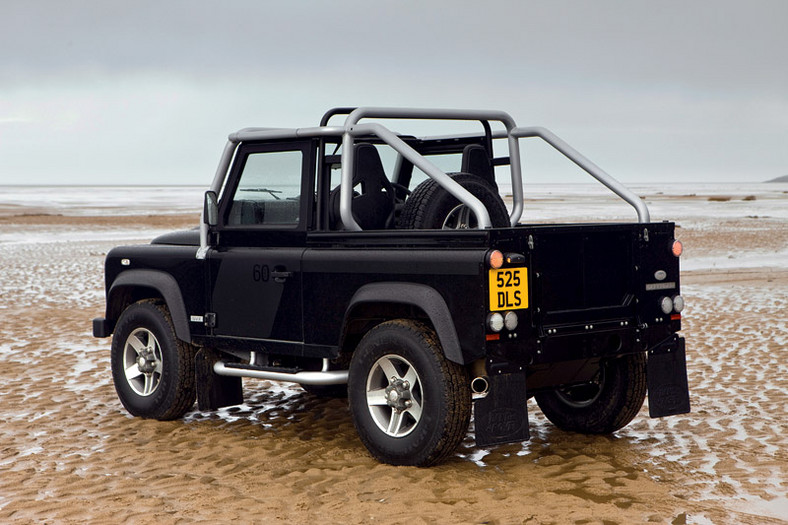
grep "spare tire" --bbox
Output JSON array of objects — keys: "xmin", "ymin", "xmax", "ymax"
[{"xmin": 398, "ymin": 172, "xmax": 510, "ymax": 229}]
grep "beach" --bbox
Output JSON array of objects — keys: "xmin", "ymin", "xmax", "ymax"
[{"xmin": 1, "ymin": 184, "xmax": 787, "ymax": 524}]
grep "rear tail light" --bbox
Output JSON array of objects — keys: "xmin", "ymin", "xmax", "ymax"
[
  {"xmin": 660, "ymin": 296, "xmax": 674, "ymax": 314},
  {"xmin": 660, "ymin": 295, "xmax": 684, "ymax": 315},
  {"xmin": 504, "ymin": 311, "xmax": 519, "ymax": 331},
  {"xmin": 672, "ymin": 295, "xmax": 685, "ymax": 313},
  {"xmin": 487, "ymin": 312, "xmax": 504, "ymax": 332},
  {"xmin": 487, "ymin": 250, "xmax": 504, "ymax": 269},
  {"xmin": 671, "ymin": 239, "xmax": 683, "ymax": 257}
]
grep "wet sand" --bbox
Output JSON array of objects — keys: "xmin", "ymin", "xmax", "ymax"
[{"xmin": 1, "ymin": 211, "xmax": 787, "ymax": 524}]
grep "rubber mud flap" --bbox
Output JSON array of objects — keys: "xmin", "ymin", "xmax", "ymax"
[
  {"xmin": 474, "ymin": 373, "xmax": 530, "ymax": 447},
  {"xmin": 195, "ymin": 349, "xmax": 243, "ymax": 411},
  {"xmin": 647, "ymin": 337, "xmax": 691, "ymax": 417},
  {"xmin": 92, "ymin": 317, "xmax": 114, "ymax": 338}
]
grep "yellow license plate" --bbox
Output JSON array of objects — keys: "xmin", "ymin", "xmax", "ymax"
[{"xmin": 488, "ymin": 268, "xmax": 528, "ymax": 311}]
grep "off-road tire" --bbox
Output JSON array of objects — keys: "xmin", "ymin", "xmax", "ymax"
[
  {"xmin": 111, "ymin": 299, "xmax": 196, "ymax": 420},
  {"xmin": 398, "ymin": 172, "xmax": 510, "ymax": 229},
  {"xmin": 535, "ymin": 353, "xmax": 647, "ymax": 434},
  {"xmin": 348, "ymin": 320, "xmax": 471, "ymax": 466}
]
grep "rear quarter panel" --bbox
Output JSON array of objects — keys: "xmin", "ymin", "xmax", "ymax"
[{"xmin": 302, "ymin": 243, "xmax": 488, "ymax": 362}]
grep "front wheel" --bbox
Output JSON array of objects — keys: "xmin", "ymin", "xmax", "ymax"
[
  {"xmin": 110, "ymin": 300, "xmax": 196, "ymax": 420},
  {"xmin": 348, "ymin": 320, "xmax": 471, "ymax": 466},
  {"xmin": 534, "ymin": 353, "xmax": 647, "ymax": 434}
]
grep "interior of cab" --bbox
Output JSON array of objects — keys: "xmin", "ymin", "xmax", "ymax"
[{"xmin": 321, "ymin": 133, "xmax": 503, "ymax": 231}]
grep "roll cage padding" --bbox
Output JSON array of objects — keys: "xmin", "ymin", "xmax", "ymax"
[
  {"xmin": 345, "ymin": 282, "xmax": 463, "ymax": 364},
  {"xmin": 107, "ymin": 269, "xmax": 191, "ymax": 342}
]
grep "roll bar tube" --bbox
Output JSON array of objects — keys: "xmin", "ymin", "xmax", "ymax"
[
  {"xmin": 341, "ymin": 122, "xmax": 494, "ymax": 231},
  {"xmin": 510, "ymin": 127, "xmax": 650, "ymax": 224},
  {"xmin": 197, "ymin": 107, "xmax": 651, "ymax": 258},
  {"xmin": 342, "ymin": 107, "xmax": 524, "ymax": 230}
]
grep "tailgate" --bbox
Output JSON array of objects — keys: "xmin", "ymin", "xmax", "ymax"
[{"xmin": 529, "ymin": 224, "xmax": 638, "ymax": 328}]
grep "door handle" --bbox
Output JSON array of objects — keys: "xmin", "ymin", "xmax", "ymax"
[{"xmin": 271, "ymin": 270, "xmax": 293, "ymax": 283}]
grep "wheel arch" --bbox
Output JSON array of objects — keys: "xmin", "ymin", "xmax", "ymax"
[
  {"xmin": 342, "ymin": 282, "xmax": 463, "ymax": 364},
  {"xmin": 107, "ymin": 270, "xmax": 191, "ymax": 342}
]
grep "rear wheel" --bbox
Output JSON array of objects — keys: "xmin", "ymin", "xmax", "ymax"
[
  {"xmin": 110, "ymin": 300, "xmax": 196, "ymax": 420},
  {"xmin": 534, "ymin": 353, "xmax": 647, "ymax": 434},
  {"xmin": 348, "ymin": 320, "xmax": 471, "ymax": 466}
]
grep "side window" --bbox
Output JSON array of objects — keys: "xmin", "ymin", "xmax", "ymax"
[{"xmin": 227, "ymin": 150, "xmax": 303, "ymax": 226}]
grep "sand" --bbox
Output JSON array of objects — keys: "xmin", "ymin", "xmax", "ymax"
[{"xmin": 1, "ymin": 210, "xmax": 787, "ymax": 524}]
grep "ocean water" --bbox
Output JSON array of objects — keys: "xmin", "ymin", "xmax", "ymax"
[
  {"xmin": 2, "ymin": 182, "xmax": 786, "ymax": 220},
  {"xmin": 0, "ymin": 185, "xmax": 205, "ymax": 216},
  {"xmin": 1, "ymin": 183, "xmax": 786, "ymax": 270},
  {"xmin": 511, "ymin": 182, "xmax": 788, "ymax": 222}
]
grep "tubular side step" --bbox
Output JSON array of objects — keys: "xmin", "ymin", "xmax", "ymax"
[
  {"xmin": 213, "ymin": 361, "xmax": 349, "ymax": 386},
  {"xmin": 222, "ymin": 362, "xmax": 302, "ymax": 374}
]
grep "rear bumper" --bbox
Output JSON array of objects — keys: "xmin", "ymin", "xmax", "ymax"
[{"xmin": 92, "ymin": 317, "xmax": 114, "ymax": 338}]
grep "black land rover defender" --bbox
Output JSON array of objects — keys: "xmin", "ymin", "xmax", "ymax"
[{"xmin": 93, "ymin": 107, "xmax": 689, "ymax": 466}]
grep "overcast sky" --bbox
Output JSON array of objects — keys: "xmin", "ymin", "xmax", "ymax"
[{"xmin": 1, "ymin": 0, "xmax": 786, "ymax": 186}]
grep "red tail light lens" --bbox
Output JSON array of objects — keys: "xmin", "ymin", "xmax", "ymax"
[
  {"xmin": 671, "ymin": 239, "xmax": 683, "ymax": 257},
  {"xmin": 487, "ymin": 250, "xmax": 504, "ymax": 269}
]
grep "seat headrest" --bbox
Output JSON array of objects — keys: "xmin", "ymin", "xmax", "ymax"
[
  {"xmin": 461, "ymin": 144, "xmax": 496, "ymax": 188},
  {"xmin": 354, "ymin": 143, "xmax": 387, "ymax": 185}
]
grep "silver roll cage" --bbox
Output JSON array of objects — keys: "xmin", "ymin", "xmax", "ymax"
[{"xmin": 198, "ymin": 107, "xmax": 649, "ymax": 257}]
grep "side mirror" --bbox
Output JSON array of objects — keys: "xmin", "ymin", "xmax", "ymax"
[{"xmin": 204, "ymin": 191, "xmax": 219, "ymax": 226}]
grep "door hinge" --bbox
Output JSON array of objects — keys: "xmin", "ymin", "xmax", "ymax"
[{"xmin": 204, "ymin": 312, "xmax": 217, "ymax": 328}]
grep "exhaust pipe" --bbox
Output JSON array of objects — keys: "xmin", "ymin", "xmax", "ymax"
[
  {"xmin": 213, "ymin": 361, "xmax": 348, "ymax": 386},
  {"xmin": 471, "ymin": 376, "xmax": 489, "ymax": 395}
]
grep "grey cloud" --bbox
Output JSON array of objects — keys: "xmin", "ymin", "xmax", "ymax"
[{"xmin": 0, "ymin": 0, "xmax": 786, "ymax": 185}]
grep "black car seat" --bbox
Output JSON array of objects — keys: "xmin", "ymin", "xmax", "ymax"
[
  {"xmin": 329, "ymin": 144, "xmax": 396, "ymax": 230},
  {"xmin": 461, "ymin": 144, "xmax": 497, "ymax": 189}
]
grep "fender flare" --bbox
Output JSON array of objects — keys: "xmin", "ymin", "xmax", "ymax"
[
  {"xmin": 345, "ymin": 282, "xmax": 463, "ymax": 364},
  {"xmin": 108, "ymin": 269, "xmax": 191, "ymax": 342}
]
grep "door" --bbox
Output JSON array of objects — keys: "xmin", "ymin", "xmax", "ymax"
[{"xmin": 208, "ymin": 141, "xmax": 314, "ymax": 342}]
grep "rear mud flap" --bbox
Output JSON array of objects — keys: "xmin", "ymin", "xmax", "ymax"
[
  {"xmin": 195, "ymin": 349, "xmax": 243, "ymax": 411},
  {"xmin": 647, "ymin": 336, "xmax": 690, "ymax": 417},
  {"xmin": 474, "ymin": 373, "xmax": 530, "ymax": 447}
]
